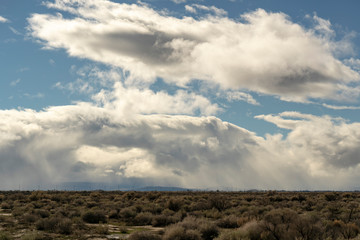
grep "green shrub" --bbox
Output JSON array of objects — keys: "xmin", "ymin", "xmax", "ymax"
[
  {"xmin": 86, "ymin": 201, "xmax": 98, "ymax": 208},
  {"xmin": 108, "ymin": 210, "xmax": 119, "ymax": 219},
  {"xmin": 215, "ymin": 229, "xmax": 250, "ymax": 240},
  {"xmin": 163, "ymin": 225, "xmax": 201, "ymax": 240},
  {"xmin": 166, "ymin": 198, "xmax": 183, "ymax": 212},
  {"xmin": 324, "ymin": 193, "xmax": 340, "ymax": 201},
  {"xmin": 209, "ymin": 196, "xmax": 228, "ymax": 212},
  {"xmin": 82, "ymin": 210, "xmax": 107, "ymax": 223},
  {"xmin": 21, "ymin": 232, "xmax": 45, "ymax": 240},
  {"xmin": 1, "ymin": 202, "xmax": 12, "ymax": 210},
  {"xmin": 35, "ymin": 219, "xmax": 46, "ymax": 231},
  {"xmin": 151, "ymin": 214, "xmax": 177, "ymax": 227},
  {"xmin": 217, "ymin": 215, "xmax": 238, "ymax": 228},
  {"xmin": 128, "ymin": 231, "xmax": 161, "ymax": 240},
  {"xmin": 200, "ymin": 222, "xmax": 219, "ymax": 240},
  {"xmin": 179, "ymin": 216, "xmax": 198, "ymax": 230},
  {"xmin": 133, "ymin": 212, "xmax": 153, "ymax": 225},
  {"xmin": 34, "ymin": 209, "xmax": 50, "ymax": 218},
  {"xmin": 72, "ymin": 217, "xmax": 87, "ymax": 231},
  {"xmin": 57, "ymin": 218, "xmax": 73, "ymax": 235},
  {"xmin": 94, "ymin": 225, "xmax": 109, "ymax": 235},
  {"xmin": 120, "ymin": 207, "xmax": 136, "ymax": 219},
  {"xmin": 0, "ymin": 232, "xmax": 12, "ymax": 240},
  {"xmin": 119, "ymin": 225, "xmax": 128, "ymax": 234},
  {"xmin": 35, "ymin": 216, "xmax": 62, "ymax": 232},
  {"xmin": 22, "ymin": 214, "xmax": 39, "ymax": 224}
]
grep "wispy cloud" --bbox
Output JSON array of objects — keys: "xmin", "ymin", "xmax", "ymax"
[
  {"xmin": 171, "ymin": 0, "xmax": 187, "ymax": 3},
  {"xmin": 225, "ymin": 91, "xmax": 259, "ymax": 105},
  {"xmin": 24, "ymin": 93, "xmax": 45, "ymax": 99},
  {"xmin": 322, "ymin": 103, "xmax": 360, "ymax": 110},
  {"xmin": 9, "ymin": 26, "xmax": 22, "ymax": 35},
  {"xmin": 344, "ymin": 58, "xmax": 360, "ymax": 71},
  {"xmin": 185, "ymin": 5, "xmax": 196, "ymax": 13},
  {"xmin": 54, "ymin": 80, "xmax": 90, "ymax": 94},
  {"xmin": 10, "ymin": 78, "xmax": 21, "ymax": 87},
  {"xmin": 3, "ymin": 38, "xmax": 16, "ymax": 43},
  {"xmin": 185, "ymin": 4, "xmax": 227, "ymax": 16},
  {"xmin": 18, "ymin": 67, "xmax": 30, "ymax": 72},
  {"xmin": 49, "ymin": 59, "xmax": 55, "ymax": 65},
  {"xmin": 310, "ymin": 14, "xmax": 334, "ymax": 38}
]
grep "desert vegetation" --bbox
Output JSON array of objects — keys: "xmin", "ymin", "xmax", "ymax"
[{"xmin": 0, "ymin": 191, "xmax": 360, "ymax": 239}]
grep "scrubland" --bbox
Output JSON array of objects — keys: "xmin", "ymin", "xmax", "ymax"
[{"xmin": 0, "ymin": 190, "xmax": 360, "ymax": 239}]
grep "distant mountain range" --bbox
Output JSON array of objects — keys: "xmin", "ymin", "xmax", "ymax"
[
  {"xmin": 15, "ymin": 182, "xmax": 343, "ymax": 192},
  {"xmin": 44, "ymin": 182, "xmax": 197, "ymax": 191},
  {"xmin": 135, "ymin": 186, "xmax": 195, "ymax": 191}
]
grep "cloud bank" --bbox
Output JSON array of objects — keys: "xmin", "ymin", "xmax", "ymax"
[
  {"xmin": 28, "ymin": 0, "xmax": 360, "ymax": 102},
  {"xmin": 1, "ymin": 105, "xmax": 360, "ymax": 190}
]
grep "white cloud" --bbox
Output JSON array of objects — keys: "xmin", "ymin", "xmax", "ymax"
[
  {"xmin": 54, "ymin": 66, "xmax": 220, "ymax": 116},
  {"xmin": 0, "ymin": 16, "xmax": 9, "ymax": 23},
  {"xmin": 28, "ymin": 1, "xmax": 360, "ymax": 103},
  {"xmin": 185, "ymin": 5, "xmax": 196, "ymax": 13},
  {"xmin": 0, "ymin": 104, "xmax": 360, "ymax": 190},
  {"xmin": 0, "ymin": 104, "xmax": 257, "ymax": 189},
  {"xmin": 256, "ymin": 112, "xmax": 360, "ymax": 172},
  {"xmin": 186, "ymin": 4, "xmax": 227, "ymax": 16},
  {"xmin": 54, "ymin": 79, "xmax": 94, "ymax": 94},
  {"xmin": 225, "ymin": 91, "xmax": 259, "ymax": 105},
  {"xmin": 311, "ymin": 14, "xmax": 334, "ymax": 38},
  {"xmin": 345, "ymin": 58, "xmax": 360, "ymax": 71},
  {"xmin": 94, "ymin": 81, "xmax": 220, "ymax": 116},
  {"xmin": 322, "ymin": 103, "xmax": 360, "ymax": 110}
]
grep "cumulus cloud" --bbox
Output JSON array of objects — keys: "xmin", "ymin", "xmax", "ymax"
[
  {"xmin": 0, "ymin": 104, "xmax": 257, "ymax": 189},
  {"xmin": 95, "ymin": 83, "xmax": 220, "ymax": 116},
  {"xmin": 53, "ymin": 65, "xmax": 220, "ymax": 116},
  {"xmin": 256, "ymin": 112, "xmax": 360, "ymax": 172},
  {"xmin": 28, "ymin": 0, "xmax": 360, "ymax": 102},
  {"xmin": 1, "ymin": 104, "xmax": 360, "ymax": 190}
]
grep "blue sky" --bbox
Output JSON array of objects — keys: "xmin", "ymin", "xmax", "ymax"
[{"xmin": 1, "ymin": 0, "xmax": 360, "ymax": 190}]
